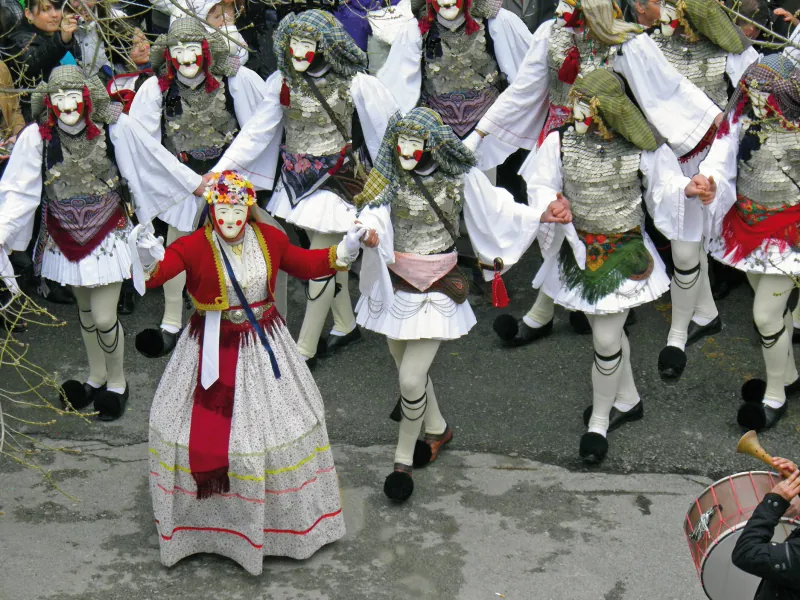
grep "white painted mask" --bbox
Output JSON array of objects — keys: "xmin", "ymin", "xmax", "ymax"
[
  {"xmin": 659, "ymin": 2, "xmax": 679, "ymax": 37},
  {"xmin": 749, "ymin": 89, "xmax": 771, "ymax": 119},
  {"xmin": 396, "ymin": 134, "xmax": 425, "ymax": 170},
  {"xmin": 572, "ymin": 100, "xmax": 593, "ymax": 135},
  {"xmin": 50, "ymin": 89, "xmax": 84, "ymax": 127},
  {"xmin": 213, "ymin": 204, "xmax": 248, "ymax": 241},
  {"xmin": 170, "ymin": 41, "xmax": 203, "ymax": 79},
  {"xmin": 555, "ymin": 0, "xmax": 576, "ymax": 26},
  {"xmin": 436, "ymin": 0, "xmax": 462, "ymax": 21},
  {"xmin": 289, "ymin": 35, "xmax": 317, "ymax": 72}
]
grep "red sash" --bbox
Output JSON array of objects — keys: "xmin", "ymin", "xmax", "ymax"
[{"xmin": 722, "ymin": 198, "xmax": 800, "ymax": 263}]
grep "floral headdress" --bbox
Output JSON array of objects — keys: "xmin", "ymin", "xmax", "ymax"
[{"xmin": 204, "ymin": 170, "xmax": 257, "ymax": 206}]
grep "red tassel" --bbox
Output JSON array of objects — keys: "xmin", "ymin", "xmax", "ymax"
[
  {"xmin": 82, "ymin": 86, "xmax": 101, "ymax": 141},
  {"xmin": 492, "ymin": 266, "xmax": 509, "ymax": 308},
  {"xmin": 201, "ymin": 39, "xmax": 220, "ymax": 93},
  {"xmin": 280, "ymin": 79, "xmax": 290, "ymax": 106},
  {"xmin": 328, "ymin": 145, "xmax": 349, "ymax": 175},
  {"xmin": 558, "ymin": 46, "xmax": 581, "ymax": 85},
  {"xmin": 464, "ymin": 0, "xmax": 480, "ymax": 34}
]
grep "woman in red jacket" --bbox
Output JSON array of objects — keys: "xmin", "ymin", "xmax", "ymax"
[{"xmin": 131, "ymin": 170, "xmax": 363, "ymax": 574}]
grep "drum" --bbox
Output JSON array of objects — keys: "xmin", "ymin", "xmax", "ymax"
[{"xmin": 684, "ymin": 471, "xmax": 798, "ymax": 600}]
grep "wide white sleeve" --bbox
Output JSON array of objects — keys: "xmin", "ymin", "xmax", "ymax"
[
  {"xmin": 463, "ymin": 168, "xmax": 541, "ymax": 280},
  {"xmin": 698, "ymin": 119, "xmax": 741, "ymax": 240},
  {"xmin": 524, "ymin": 130, "xmax": 563, "ymax": 255},
  {"xmin": 212, "ymin": 71, "xmax": 284, "ymax": 191},
  {"xmin": 227, "ymin": 65, "xmax": 270, "ymax": 126},
  {"xmin": 487, "ymin": 9, "xmax": 533, "ymax": 83},
  {"xmin": 127, "ymin": 75, "xmax": 164, "ymax": 141},
  {"xmin": 376, "ymin": 19, "xmax": 422, "ymax": 114},
  {"xmin": 476, "ymin": 19, "xmax": 551, "ymax": 150},
  {"xmin": 783, "ymin": 23, "xmax": 800, "ymax": 66},
  {"xmin": 639, "ymin": 143, "xmax": 692, "ymax": 241},
  {"xmin": 356, "ymin": 203, "xmax": 395, "ymax": 310},
  {"xmin": 614, "ymin": 34, "xmax": 721, "ymax": 156},
  {"xmin": 351, "ymin": 73, "xmax": 400, "ymax": 161},
  {"xmin": 726, "ymin": 47, "xmax": 760, "ymax": 87},
  {"xmin": 111, "ymin": 114, "xmax": 204, "ymax": 225},
  {"xmin": 0, "ymin": 125, "xmax": 44, "ymax": 251}
]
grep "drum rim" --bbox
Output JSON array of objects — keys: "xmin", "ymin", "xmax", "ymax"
[{"xmin": 685, "ymin": 470, "xmax": 779, "ymax": 518}]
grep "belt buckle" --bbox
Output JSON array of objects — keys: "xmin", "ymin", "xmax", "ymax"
[{"xmin": 228, "ymin": 308, "xmax": 246, "ymax": 324}]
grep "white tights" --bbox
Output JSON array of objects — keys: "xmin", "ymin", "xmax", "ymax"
[
  {"xmin": 747, "ymin": 273, "xmax": 798, "ymax": 407},
  {"xmin": 161, "ymin": 226, "xmax": 189, "ymax": 332},
  {"xmin": 524, "ymin": 291, "xmax": 556, "ymax": 327},
  {"xmin": 668, "ymin": 241, "xmax": 718, "ymax": 350},
  {"xmin": 386, "ymin": 338, "xmax": 447, "ymax": 466},
  {"xmin": 296, "ymin": 231, "xmax": 356, "ymax": 359},
  {"xmin": 585, "ymin": 310, "xmax": 639, "ymax": 436},
  {"xmin": 72, "ymin": 283, "xmax": 125, "ymax": 392}
]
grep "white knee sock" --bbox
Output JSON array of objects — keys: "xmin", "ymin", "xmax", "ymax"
[
  {"xmin": 668, "ymin": 241, "xmax": 702, "ymax": 351},
  {"xmin": 614, "ymin": 332, "xmax": 640, "ymax": 412},
  {"xmin": 793, "ymin": 300, "xmax": 800, "ymax": 331},
  {"xmin": 692, "ymin": 251, "xmax": 718, "ymax": 325},
  {"xmin": 161, "ymin": 227, "xmax": 190, "ymax": 331},
  {"xmin": 296, "ymin": 275, "xmax": 336, "ymax": 358},
  {"xmin": 73, "ymin": 287, "xmax": 107, "ymax": 386},
  {"xmin": 588, "ymin": 312, "xmax": 627, "ymax": 436},
  {"xmin": 330, "ymin": 270, "xmax": 356, "ymax": 335},
  {"xmin": 524, "ymin": 292, "xmax": 556, "ymax": 328},
  {"xmin": 91, "ymin": 283, "xmax": 125, "ymax": 392},
  {"xmin": 784, "ymin": 309, "xmax": 798, "ymax": 385},
  {"xmin": 423, "ymin": 377, "xmax": 447, "ymax": 436},
  {"xmin": 753, "ymin": 275, "xmax": 794, "ymax": 408}
]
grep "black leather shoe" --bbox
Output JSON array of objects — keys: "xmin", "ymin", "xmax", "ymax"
[
  {"xmin": 95, "ymin": 384, "xmax": 130, "ymax": 421},
  {"xmin": 39, "ymin": 281, "xmax": 76, "ymax": 305},
  {"xmin": 794, "ymin": 328, "xmax": 799, "ymax": 345},
  {"xmin": 583, "ymin": 400, "xmax": 644, "ymax": 432},
  {"xmin": 493, "ymin": 314, "xmax": 553, "ymax": 347},
  {"xmin": 658, "ymin": 346, "xmax": 687, "ymax": 381},
  {"xmin": 579, "ymin": 432, "xmax": 608, "ymax": 464},
  {"xmin": 135, "ymin": 328, "xmax": 179, "ymax": 358},
  {"xmin": 569, "ymin": 311, "xmax": 592, "ymax": 335},
  {"xmin": 304, "ymin": 356, "xmax": 318, "ymax": 372},
  {"xmin": 686, "ymin": 316, "xmax": 722, "ymax": 347},
  {"xmin": 320, "ymin": 326, "xmax": 362, "ymax": 358},
  {"xmin": 737, "ymin": 401, "xmax": 787, "ymax": 431},
  {"xmin": 741, "ymin": 378, "xmax": 800, "ymax": 403},
  {"xmin": 117, "ymin": 284, "xmax": 137, "ymax": 315},
  {"xmin": 59, "ymin": 380, "xmax": 106, "ymax": 410}
]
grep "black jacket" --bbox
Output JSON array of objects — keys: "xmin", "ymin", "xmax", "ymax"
[
  {"xmin": 9, "ymin": 22, "xmax": 72, "ymax": 86},
  {"xmin": 732, "ymin": 493, "xmax": 800, "ymax": 600}
]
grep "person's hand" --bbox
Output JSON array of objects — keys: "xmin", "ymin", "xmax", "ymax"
[
  {"xmin": 771, "ymin": 469, "xmax": 800, "ymax": 503},
  {"xmin": 462, "ymin": 131, "xmax": 483, "ymax": 155},
  {"xmin": 60, "ymin": 13, "xmax": 78, "ymax": 44},
  {"xmin": 131, "ymin": 222, "xmax": 165, "ymax": 269},
  {"xmin": 361, "ymin": 227, "xmax": 380, "ymax": 248},
  {"xmin": 542, "ymin": 193, "xmax": 572, "ymax": 224},
  {"xmin": 685, "ymin": 174, "xmax": 716, "ymax": 205},
  {"xmin": 786, "ymin": 497, "xmax": 800, "ymax": 519},
  {"xmin": 713, "ymin": 112, "xmax": 724, "ymax": 128},
  {"xmin": 193, "ymin": 172, "xmax": 215, "ymax": 196},
  {"xmin": 774, "ymin": 457, "xmax": 799, "ymax": 476},
  {"xmin": 774, "ymin": 7, "xmax": 800, "ymax": 26},
  {"xmin": 339, "ymin": 222, "xmax": 367, "ymax": 262}
]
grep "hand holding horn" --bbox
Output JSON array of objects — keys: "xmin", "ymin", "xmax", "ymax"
[{"xmin": 736, "ymin": 430, "xmax": 794, "ymax": 478}]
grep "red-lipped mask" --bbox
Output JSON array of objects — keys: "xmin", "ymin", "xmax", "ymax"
[
  {"xmin": 211, "ymin": 203, "xmax": 250, "ymax": 241},
  {"xmin": 169, "ymin": 41, "xmax": 204, "ymax": 79},
  {"xmin": 432, "ymin": 0, "xmax": 463, "ymax": 19},
  {"xmin": 288, "ymin": 36, "xmax": 318, "ymax": 73},
  {"xmin": 397, "ymin": 134, "xmax": 426, "ymax": 170},
  {"xmin": 50, "ymin": 90, "xmax": 85, "ymax": 127}
]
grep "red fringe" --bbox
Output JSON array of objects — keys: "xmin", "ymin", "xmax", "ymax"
[
  {"xmin": 158, "ymin": 48, "xmax": 174, "ymax": 93},
  {"xmin": 558, "ymin": 46, "xmax": 581, "ymax": 85},
  {"xmin": 680, "ymin": 122, "xmax": 717, "ymax": 163},
  {"xmin": 193, "ymin": 468, "xmax": 230, "ymax": 500},
  {"xmin": 82, "ymin": 86, "xmax": 101, "ymax": 141},
  {"xmin": 718, "ymin": 92, "xmax": 748, "ymax": 138},
  {"xmin": 202, "ymin": 39, "xmax": 220, "ymax": 94},
  {"xmin": 721, "ymin": 200, "xmax": 800, "ymax": 264},
  {"xmin": 189, "ymin": 305, "xmax": 284, "ymax": 349},
  {"xmin": 464, "ymin": 0, "xmax": 479, "ymax": 34},
  {"xmin": 418, "ymin": 0, "xmax": 436, "ymax": 34}
]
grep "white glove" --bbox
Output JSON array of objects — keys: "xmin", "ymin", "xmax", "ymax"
[
  {"xmin": 336, "ymin": 222, "xmax": 368, "ymax": 266},
  {"xmin": 131, "ymin": 222, "xmax": 165, "ymax": 270},
  {"xmin": 0, "ymin": 248, "xmax": 19, "ymax": 297},
  {"xmin": 462, "ymin": 131, "xmax": 484, "ymax": 155}
]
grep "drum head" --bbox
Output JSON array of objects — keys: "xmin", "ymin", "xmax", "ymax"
[{"xmin": 701, "ymin": 521, "xmax": 796, "ymax": 600}]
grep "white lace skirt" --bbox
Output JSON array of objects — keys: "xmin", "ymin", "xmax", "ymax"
[
  {"xmin": 148, "ymin": 320, "xmax": 345, "ymax": 575},
  {"xmin": 267, "ymin": 181, "xmax": 356, "ymax": 234},
  {"xmin": 40, "ymin": 221, "xmax": 133, "ymax": 288},
  {"xmin": 355, "ymin": 289, "xmax": 477, "ymax": 340},
  {"xmin": 538, "ymin": 235, "xmax": 670, "ymax": 315}
]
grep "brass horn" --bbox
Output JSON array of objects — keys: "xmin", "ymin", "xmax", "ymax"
[{"xmin": 736, "ymin": 430, "xmax": 793, "ymax": 478}]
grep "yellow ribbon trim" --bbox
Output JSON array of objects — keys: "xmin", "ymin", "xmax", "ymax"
[
  {"xmin": 149, "ymin": 444, "xmax": 331, "ymax": 481},
  {"xmin": 149, "ymin": 423, "xmax": 322, "ymax": 456},
  {"xmin": 190, "ymin": 224, "xmax": 230, "ymax": 311}
]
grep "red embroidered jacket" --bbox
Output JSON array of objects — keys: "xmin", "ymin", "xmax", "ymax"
[{"xmin": 146, "ymin": 222, "xmax": 342, "ymax": 311}]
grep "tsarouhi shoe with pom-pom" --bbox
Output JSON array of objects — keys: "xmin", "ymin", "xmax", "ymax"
[
  {"xmin": 493, "ymin": 314, "xmax": 553, "ymax": 348},
  {"xmin": 413, "ymin": 425, "xmax": 453, "ymax": 468},
  {"xmin": 384, "ymin": 464, "xmax": 414, "ymax": 504},
  {"xmin": 579, "ymin": 432, "xmax": 609, "ymax": 464},
  {"xmin": 135, "ymin": 327, "xmax": 179, "ymax": 359}
]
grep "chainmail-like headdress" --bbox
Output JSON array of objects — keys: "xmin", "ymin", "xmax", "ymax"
[
  {"xmin": 274, "ymin": 10, "xmax": 367, "ymax": 85},
  {"xmin": 354, "ymin": 107, "xmax": 475, "ymax": 209},
  {"xmin": 664, "ymin": 0, "xmax": 748, "ymax": 53},
  {"xmin": 150, "ymin": 17, "xmax": 235, "ymax": 93},
  {"xmin": 719, "ymin": 53, "xmax": 800, "ymax": 136},
  {"xmin": 570, "ymin": 69, "xmax": 660, "ymax": 150},
  {"xmin": 31, "ymin": 66, "xmax": 117, "ymax": 141}
]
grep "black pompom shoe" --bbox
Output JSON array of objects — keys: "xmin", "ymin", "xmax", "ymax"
[
  {"xmin": 686, "ymin": 316, "xmax": 723, "ymax": 347},
  {"xmin": 658, "ymin": 346, "xmax": 687, "ymax": 381},
  {"xmin": 737, "ymin": 401, "xmax": 787, "ymax": 431},
  {"xmin": 319, "ymin": 327, "xmax": 362, "ymax": 358},
  {"xmin": 493, "ymin": 314, "xmax": 553, "ymax": 347},
  {"xmin": 579, "ymin": 432, "xmax": 608, "ymax": 464},
  {"xmin": 583, "ymin": 401, "xmax": 644, "ymax": 432},
  {"xmin": 135, "ymin": 328, "xmax": 179, "ymax": 358},
  {"xmin": 742, "ymin": 378, "xmax": 800, "ymax": 403},
  {"xmin": 59, "ymin": 380, "xmax": 105, "ymax": 410},
  {"xmin": 384, "ymin": 465, "xmax": 414, "ymax": 504},
  {"xmin": 94, "ymin": 384, "xmax": 130, "ymax": 422}
]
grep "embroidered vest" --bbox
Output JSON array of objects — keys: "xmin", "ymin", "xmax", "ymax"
[{"xmin": 547, "ymin": 25, "xmax": 617, "ymax": 108}]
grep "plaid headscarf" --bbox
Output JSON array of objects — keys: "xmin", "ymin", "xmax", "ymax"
[
  {"xmin": 570, "ymin": 69, "xmax": 660, "ymax": 151},
  {"xmin": 719, "ymin": 53, "xmax": 800, "ymax": 136},
  {"xmin": 274, "ymin": 10, "xmax": 367, "ymax": 85},
  {"xmin": 665, "ymin": 0, "xmax": 748, "ymax": 54},
  {"xmin": 31, "ymin": 66, "xmax": 116, "ymax": 141},
  {"xmin": 355, "ymin": 107, "xmax": 475, "ymax": 209}
]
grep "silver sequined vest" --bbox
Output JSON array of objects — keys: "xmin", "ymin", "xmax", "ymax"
[
  {"xmin": 392, "ymin": 170, "xmax": 464, "ymax": 255},
  {"xmin": 547, "ymin": 25, "xmax": 617, "ymax": 108},
  {"xmin": 736, "ymin": 122, "xmax": 800, "ymax": 209},
  {"xmin": 163, "ymin": 79, "xmax": 239, "ymax": 155},
  {"xmin": 422, "ymin": 23, "xmax": 502, "ymax": 96},
  {"xmin": 650, "ymin": 30, "xmax": 729, "ymax": 109},
  {"xmin": 561, "ymin": 128, "xmax": 643, "ymax": 233},
  {"xmin": 282, "ymin": 74, "xmax": 353, "ymax": 156}
]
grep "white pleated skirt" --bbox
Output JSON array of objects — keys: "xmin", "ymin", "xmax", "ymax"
[
  {"xmin": 149, "ymin": 319, "xmax": 345, "ymax": 575},
  {"xmin": 267, "ymin": 180, "xmax": 356, "ymax": 234},
  {"xmin": 538, "ymin": 235, "xmax": 670, "ymax": 315},
  {"xmin": 708, "ymin": 236, "xmax": 800, "ymax": 276},
  {"xmin": 40, "ymin": 221, "xmax": 133, "ymax": 288},
  {"xmin": 355, "ymin": 289, "xmax": 477, "ymax": 341}
]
